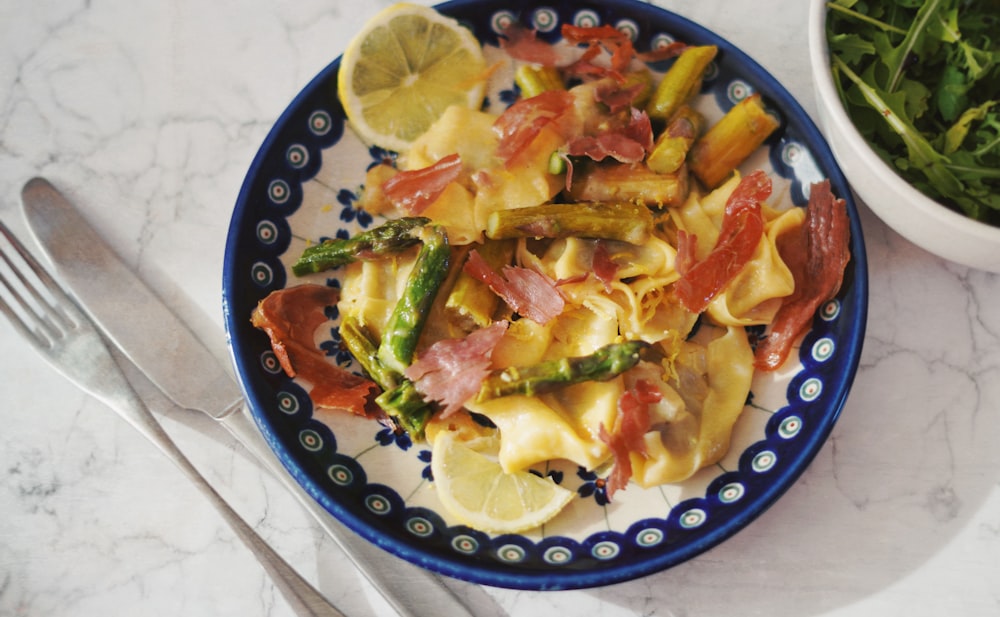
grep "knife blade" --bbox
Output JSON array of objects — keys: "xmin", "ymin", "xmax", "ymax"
[{"xmin": 20, "ymin": 177, "xmax": 485, "ymax": 617}]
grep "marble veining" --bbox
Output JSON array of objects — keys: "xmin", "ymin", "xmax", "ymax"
[{"xmin": 1, "ymin": 1, "xmax": 998, "ymax": 616}]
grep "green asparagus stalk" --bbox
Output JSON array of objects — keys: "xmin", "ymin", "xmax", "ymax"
[
  {"xmin": 688, "ymin": 93, "xmax": 780, "ymax": 189},
  {"xmin": 621, "ymin": 69, "xmax": 655, "ymax": 110},
  {"xmin": 647, "ymin": 105, "xmax": 705, "ymax": 174},
  {"xmin": 515, "ymin": 64, "xmax": 564, "ymax": 98},
  {"xmin": 485, "ymin": 202, "xmax": 653, "ymax": 245},
  {"xmin": 567, "ymin": 161, "xmax": 689, "ymax": 208},
  {"xmin": 476, "ymin": 341, "xmax": 649, "ymax": 401},
  {"xmin": 340, "ymin": 313, "xmax": 435, "ymax": 437},
  {"xmin": 376, "ymin": 225, "xmax": 450, "ymax": 376},
  {"xmin": 339, "ymin": 314, "xmax": 399, "ymax": 388},
  {"xmin": 292, "ymin": 216, "xmax": 431, "ymax": 276},
  {"xmin": 375, "ymin": 380, "xmax": 435, "ymax": 438},
  {"xmin": 646, "ymin": 45, "xmax": 718, "ymax": 122},
  {"xmin": 444, "ymin": 239, "xmax": 515, "ymax": 331}
]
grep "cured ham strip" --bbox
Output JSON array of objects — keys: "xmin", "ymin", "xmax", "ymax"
[
  {"xmin": 561, "ymin": 24, "xmax": 635, "ymax": 82},
  {"xmin": 563, "ymin": 44, "xmax": 608, "ymax": 80},
  {"xmin": 564, "ymin": 46, "xmax": 633, "ymax": 83},
  {"xmin": 675, "ymin": 227, "xmax": 698, "ymax": 275},
  {"xmin": 624, "ymin": 107, "xmax": 655, "ymax": 149},
  {"xmin": 592, "ymin": 240, "xmax": 618, "ymax": 291},
  {"xmin": 382, "ymin": 153, "xmax": 463, "ymax": 215},
  {"xmin": 561, "ymin": 24, "xmax": 630, "ymax": 46},
  {"xmin": 499, "ymin": 22, "xmax": 559, "ymax": 66},
  {"xmin": 618, "ymin": 379, "xmax": 661, "ymax": 453},
  {"xmin": 755, "ymin": 180, "xmax": 851, "ymax": 370},
  {"xmin": 493, "ymin": 90, "xmax": 574, "ymax": 164},
  {"xmin": 251, "ymin": 284, "xmax": 378, "ymax": 416},
  {"xmin": 594, "ymin": 80, "xmax": 646, "ymax": 113},
  {"xmin": 463, "ymin": 249, "xmax": 565, "ymax": 324},
  {"xmin": 609, "ymin": 38, "xmax": 636, "ymax": 75},
  {"xmin": 404, "ymin": 321, "xmax": 509, "ymax": 417},
  {"xmin": 566, "ymin": 108, "xmax": 653, "ymax": 164},
  {"xmin": 600, "ymin": 379, "xmax": 662, "ymax": 499},
  {"xmin": 597, "ymin": 424, "xmax": 630, "ymax": 500},
  {"xmin": 567, "ymin": 133, "xmax": 646, "ymax": 164},
  {"xmin": 675, "ymin": 170, "xmax": 770, "ymax": 313},
  {"xmin": 636, "ymin": 41, "xmax": 688, "ymax": 63}
]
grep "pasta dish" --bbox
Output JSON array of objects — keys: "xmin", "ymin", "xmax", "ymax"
[{"xmin": 250, "ymin": 12, "xmax": 851, "ymax": 532}]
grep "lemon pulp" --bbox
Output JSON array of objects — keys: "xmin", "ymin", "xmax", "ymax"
[
  {"xmin": 338, "ymin": 3, "xmax": 488, "ymax": 152},
  {"xmin": 430, "ymin": 430, "xmax": 575, "ymax": 534}
]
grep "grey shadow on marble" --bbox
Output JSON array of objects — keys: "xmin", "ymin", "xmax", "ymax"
[{"xmin": 580, "ymin": 205, "xmax": 1000, "ymax": 616}]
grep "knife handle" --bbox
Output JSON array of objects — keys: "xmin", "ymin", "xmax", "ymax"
[{"xmin": 218, "ymin": 406, "xmax": 480, "ymax": 617}]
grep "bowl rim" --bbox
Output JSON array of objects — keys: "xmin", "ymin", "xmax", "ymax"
[{"xmin": 807, "ymin": 0, "xmax": 1000, "ymax": 244}]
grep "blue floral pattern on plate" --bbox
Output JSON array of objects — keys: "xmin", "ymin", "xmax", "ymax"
[{"xmin": 223, "ymin": 0, "xmax": 868, "ymax": 590}]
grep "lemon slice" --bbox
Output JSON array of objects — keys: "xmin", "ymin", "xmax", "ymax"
[
  {"xmin": 430, "ymin": 430, "xmax": 575, "ymax": 534},
  {"xmin": 337, "ymin": 3, "xmax": 488, "ymax": 152}
]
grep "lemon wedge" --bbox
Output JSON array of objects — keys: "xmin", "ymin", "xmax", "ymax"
[
  {"xmin": 337, "ymin": 3, "xmax": 488, "ymax": 152},
  {"xmin": 430, "ymin": 429, "xmax": 575, "ymax": 534}
]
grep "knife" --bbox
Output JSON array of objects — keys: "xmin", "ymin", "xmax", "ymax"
[{"xmin": 20, "ymin": 177, "xmax": 485, "ymax": 617}]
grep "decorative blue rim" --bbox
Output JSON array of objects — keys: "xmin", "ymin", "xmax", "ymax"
[{"xmin": 223, "ymin": 0, "xmax": 868, "ymax": 590}]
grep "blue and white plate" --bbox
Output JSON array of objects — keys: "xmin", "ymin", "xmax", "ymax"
[{"xmin": 223, "ymin": 0, "xmax": 868, "ymax": 590}]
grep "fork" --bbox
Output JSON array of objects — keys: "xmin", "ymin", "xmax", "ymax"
[{"xmin": 0, "ymin": 219, "xmax": 346, "ymax": 617}]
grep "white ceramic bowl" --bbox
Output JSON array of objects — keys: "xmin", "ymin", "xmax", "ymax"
[{"xmin": 808, "ymin": 1, "xmax": 1000, "ymax": 273}]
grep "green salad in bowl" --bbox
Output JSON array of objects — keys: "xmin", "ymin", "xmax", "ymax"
[
  {"xmin": 810, "ymin": 0, "xmax": 1000, "ymax": 271},
  {"xmin": 826, "ymin": 0, "xmax": 999, "ymax": 225}
]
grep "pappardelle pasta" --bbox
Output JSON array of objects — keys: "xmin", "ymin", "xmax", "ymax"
[{"xmin": 251, "ymin": 7, "xmax": 851, "ymax": 532}]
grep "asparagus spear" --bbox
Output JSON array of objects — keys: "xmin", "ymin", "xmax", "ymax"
[
  {"xmin": 339, "ymin": 314, "xmax": 399, "ymax": 388},
  {"xmin": 486, "ymin": 202, "xmax": 653, "ymax": 245},
  {"xmin": 340, "ymin": 314, "xmax": 435, "ymax": 437},
  {"xmin": 621, "ymin": 69, "xmax": 655, "ymax": 110},
  {"xmin": 688, "ymin": 93, "xmax": 780, "ymax": 189},
  {"xmin": 646, "ymin": 45, "xmax": 718, "ymax": 122},
  {"xmin": 515, "ymin": 65, "xmax": 565, "ymax": 98},
  {"xmin": 291, "ymin": 216, "xmax": 431, "ymax": 276},
  {"xmin": 444, "ymin": 239, "xmax": 516, "ymax": 331},
  {"xmin": 335, "ymin": 225, "xmax": 449, "ymax": 437},
  {"xmin": 476, "ymin": 341, "xmax": 649, "ymax": 401},
  {"xmin": 375, "ymin": 380, "xmax": 435, "ymax": 438},
  {"xmin": 567, "ymin": 161, "xmax": 689, "ymax": 208},
  {"xmin": 376, "ymin": 225, "xmax": 450, "ymax": 376},
  {"xmin": 647, "ymin": 105, "xmax": 705, "ymax": 174}
]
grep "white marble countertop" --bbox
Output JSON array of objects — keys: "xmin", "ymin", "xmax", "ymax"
[{"xmin": 2, "ymin": 1, "xmax": 998, "ymax": 616}]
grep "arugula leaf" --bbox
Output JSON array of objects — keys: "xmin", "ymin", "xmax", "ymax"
[
  {"xmin": 945, "ymin": 101, "xmax": 995, "ymax": 154},
  {"xmin": 828, "ymin": 32, "xmax": 876, "ymax": 64},
  {"xmin": 934, "ymin": 64, "xmax": 968, "ymax": 122},
  {"xmin": 882, "ymin": 0, "xmax": 947, "ymax": 93}
]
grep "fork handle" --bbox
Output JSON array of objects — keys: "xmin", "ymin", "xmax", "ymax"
[{"xmin": 93, "ymin": 357, "xmax": 345, "ymax": 617}]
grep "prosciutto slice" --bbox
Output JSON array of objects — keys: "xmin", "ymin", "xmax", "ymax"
[
  {"xmin": 251, "ymin": 285, "xmax": 378, "ymax": 416},
  {"xmin": 592, "ymin": 240, "xmax": 618, "ymax": 292},
  {"xmin": 498, "ymin": 22, "xmax": 559, "ymax": 66},
  {"xmin": 561, "ymin": 24, "xmax": 630, "ymax": 46},
  {"xmin": 675, "ymin": 170, "xmax": 770, "ymax": 313},
  {"xmin": 463, "ymin": 249, "xmax": 565, "ymax": 324},
  {"xmin": 754, "ymin": 180, "xmax": 851, "ymax": 370},
  {"xmin": 404, "ymin": 321, "xmax": 509, "ymax": 417},
  {"xmin": 560, "ymin": 24, "xmax": 635, "ymax": 82},
  {"xmin": 636, "ymin": 41, "xmax": 688, "ymax": 63},
  {"xmin": 600, "ymin": 379, "xmax": 662, "ymax": 499},
  {"xmin": 566, "ymin": 107, "xmax": 653, "ymax": 164},
  {"xmin": 594, "ymin": 80, "xmax": 647, "ymax": 114},
  {"xmin": 493, "ymin": 90, "xmax": 574, "ymax": 165},
  {"xmin": 382, "ymin": 153, "xmax": 463, "ymax": 215}
]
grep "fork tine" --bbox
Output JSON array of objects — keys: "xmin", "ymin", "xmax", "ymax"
[{"xmin": 0, "ymin": 219, "xmax": 77, "ymax": 346}]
